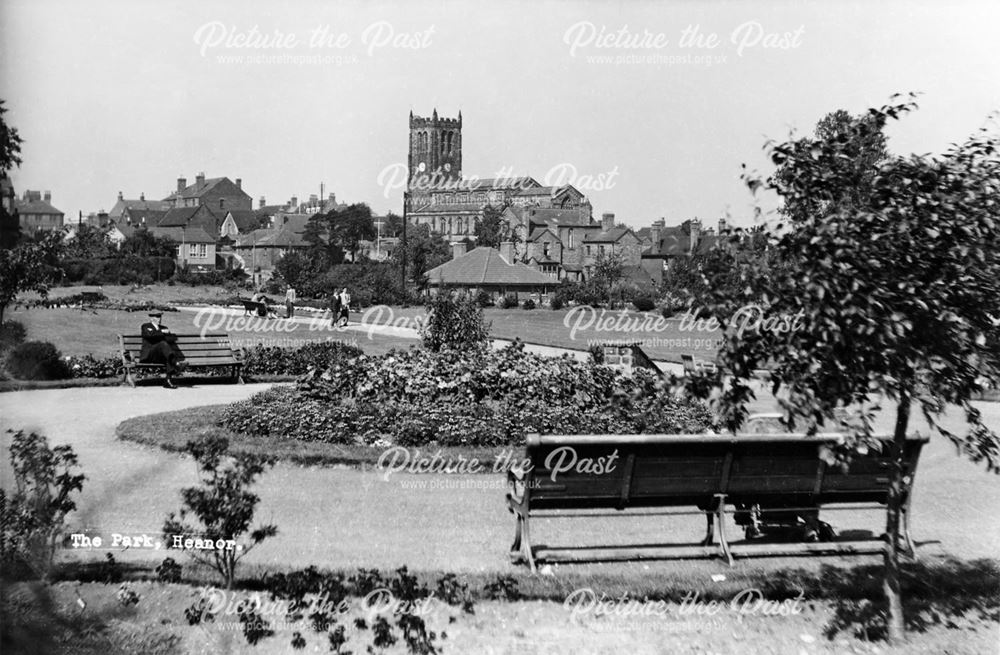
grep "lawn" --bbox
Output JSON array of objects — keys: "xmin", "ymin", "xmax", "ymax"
[
  {"xmin": 3, "ymin": 567, "xmax": 997, "ymax": 655},
  {"xmin": 6, "ymin": 305, "xmax": 418, "ymax": 359},
  {"xmin": 9, "ymin": 287, "xmax": 721, "ymax": 363}
]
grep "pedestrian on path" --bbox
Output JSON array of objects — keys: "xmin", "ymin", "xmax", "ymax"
[{"xmin": 285, "ymin": 286, "xmax": 297, "ymax": 319}]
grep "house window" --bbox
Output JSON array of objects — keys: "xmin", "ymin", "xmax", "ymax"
[
  {"xmin": 219, "ymin": 199, "xmax": 225, "ymax": 210},
  {"xmin": 543, "ymin": 243, "xmax": 550, "ymax": 257},
  {"xmin": 198, "ymin": 244, "xmax": 208, "ymax": 257},
  {"xmin": 568, "ymin": 229, "xmax": 574, "ymax": 248},
  {"xmin": 586, "ymin": 245, "xmax": 591, "ymax": 255}
]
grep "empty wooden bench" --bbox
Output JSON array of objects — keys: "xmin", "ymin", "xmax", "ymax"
[
  {"xmin": 118, "ymin": 333, "xmax": 244, "ymax": 386},
  {"xmin": 506, "ymin": 431, "xmax": 928, "ymax": 571}
]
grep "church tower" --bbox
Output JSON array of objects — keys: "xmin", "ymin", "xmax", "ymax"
[{"xmin": 408, "ymin": 109, "xmax": 462, "ymax": 187}]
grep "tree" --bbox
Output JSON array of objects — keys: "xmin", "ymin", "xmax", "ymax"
[
  {"xmin": 120, "ymin": 228, "xmax": 176, "ymax": 257},
  {"xmin": 0, "ymin": 230, "xmax": 62, "ymax": 325},
  {"xmin": 1, "ymin": 99, "xmax": 24, "ymax": 248},
  {"xmin": 383, "ymin": 212, "xmax": 404, "ymax": 238},
  {"xmin": 331, "ymin": 203, "xmax": 376, "ymax": 261},
  {"xmin": 691, "ymin": 97, "xmax": 1000, "ymax": 643},
  {"xmin": 162, "ymin": 435, "xmax": 277, "ymax": 589},
  {"xmin": 392, "ymin": 222, "xmax": 450, "ymax": 286},
  {"xmin": 0, "ymin": 99, "xmax": 22, "ymax": 176},
  {"xmin": 0, "ymin": 430, "xmax": 85, "ymax": 581},
  {"xmin": 475, "ymin": 203, "xmax": 515, "ymax": 248},
  {"xmin": 63, "ymin": 223, "xmax": 112, "ymax": 259},
  {"xmin": 592, "ymin": 250, "xmax": 626, "ymax": 303},
  {"xmin": 420, "ymin": 291, "xmax": 491, "ymax": 352}
]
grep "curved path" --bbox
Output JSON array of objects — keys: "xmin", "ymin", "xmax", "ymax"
[{"xmin": 1, "ymin": 385, "xmax": 998, "ymax": 576}]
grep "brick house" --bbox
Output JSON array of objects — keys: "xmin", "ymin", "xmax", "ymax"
[
  {"xmin": 163, "ymin": 173, "xmax": 251, "ymax": 213},
  {"xmin": 16, "ymin": 190, "xmax": 64, "ymax": 233},
  {"xmin": 150, "ymin": 225, "xmax": 217, "ymax": 272}
]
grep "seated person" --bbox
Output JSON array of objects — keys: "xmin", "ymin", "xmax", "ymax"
[
  {"xmin": 139, "ymin": 311, "xmax": 185, "ymax": 388},
  {"xmin": 250, "ymin": 291, "xmax": 273, "ymax": 318}
]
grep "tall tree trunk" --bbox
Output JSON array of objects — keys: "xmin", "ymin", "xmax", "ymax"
[{"xmin": 884, "ymin": 390, "xmax": 911, "ymax": 643}]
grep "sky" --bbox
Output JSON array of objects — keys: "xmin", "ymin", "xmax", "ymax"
[{"xmin": 1, "ymin": 0, "xmax": 998, "ymax": 229}]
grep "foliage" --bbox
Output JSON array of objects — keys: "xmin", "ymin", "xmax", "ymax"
[
  {"xmin": 162, "ymin": 435, "xmax": 277, "ymax": 589},
  {"xmin": 549, "ymin": 296, "xmax": 564, "ymax": 310},
  {"xmin": 483, "ymin": 574, "xmax": 520, "ymax": 601},
  {"xmin": 632, "ymin": 296, "xmax": 656, "ymax": 312},
  {"xmin": 0, "ymin": 430, "xmax": 85, "ymax": 580},
  {"xmin": 0, "ymin": 319, "xmax": 26, "ymax": 353},
  {"xmin": 474, "ymin": 289, "xmax": 494, "ymax": 308},
  {"xmin": 224, "ymin": 344, "xmax": 714, "ymax": 446},
  {"xmin": 0, "ymin": 229, "xmax": 63, "ymax": 324},
  {"xmin": 0, "ymin": 98, "xmax": 22, "ymax": 176},
  {"xmin": 120, "ymin": 229, "xmax": 177, "ymax": 258},
  {"xmin": 498, "ymin": 293, "xmax": 518, "ymax": 309},
  {"xmin": 172, "ymin": 267, "xmax": 246, "ymax": 286},
  {"xmin": 420, "ymin": 292, "xmax": 491, "ymax": 353},
  {"xmin": 240, "ymin": 340, "xmax": 364, "ymax": 377},
  {"xmin": 690, "ymin": 97, "xmax": 1000, "ymax": 642},
  {"xmin": 155, "ymin": 557, "xmax": 182, "ymax": 583},
  {"xmin": 60, "ymin": 256, "xmax": 175, "ymax": 285},
  {"xmin": 474, "ymin": 203, "xmax": 514, "ymax": 248},
  {"xmin": 5, "ymin": 341, "xmax": 71, "ymax": 380},
  {"xmin": 393, "ymin": 222, "xmax": 451, "ymax": 286},
  {"xmin": 555, "ymin": 278, "xmax": 606, "ymax": 308},
  {"xmin": 522, "ymin": 298, "xmax": 536, "ymax": 310},
  {"xmin": 592, "ymin": 250, "xmax": 625, "ymax": 293},
  {"xmin": 62, "ymin": 224, "xmax": 114, "ymax": 259}
]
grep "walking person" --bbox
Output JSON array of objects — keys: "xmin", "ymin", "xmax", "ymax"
[
  {"xmin": 285, "ymin": 286, "xmax": 296, "ymax": 319},
  {"xmin": 338, "ymin": 287, "xmax": 351, "ymax": 327},
  {"xmin": 330, "ymin": 290, "xmax": 342, "ymax": 329}
]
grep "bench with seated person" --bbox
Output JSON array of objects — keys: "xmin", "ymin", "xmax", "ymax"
[
  {"xmin": 506, "ymin": 428, "xmax": 927, "ymax": 571},
  {"xmin": 119, "ymin": 312, "xmax": 244, "ymax": 388}
]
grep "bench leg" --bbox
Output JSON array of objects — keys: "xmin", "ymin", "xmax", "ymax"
[
  {"xmin": 123, "ymin": 367, "xmax": 136, "ymax": 387},
  {"xmin": 235, "ymin": 365, "xmax": 245, "ymax": 384},
  {"xmin": 520, "ymin": 514, "xmax": 537, "ymax": 573},
  {"xmin": 901, "ymin": 496, "xmax": 916, "ymax": 560},
  {"xmin": 700, "ymin": 510, "xmax": 715, "ymax": 546},
  {"xmin": 714, "ymin": 494, "xmax": 734, "ymax": 566},
  {"xmin": 510, "ymin": 514, "xmax": 523, "ymax": 562}
]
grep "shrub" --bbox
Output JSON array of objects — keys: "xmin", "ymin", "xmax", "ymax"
[
  {"xmin": 225, "ymin": 345, "xmax": 714, "ymax": 447},
  {"xmin": 522, "ymin": 298, "xmax": 536, "ymax": 310},
  {"xmin": 0, "ymin": 430, "xmax": 86, "ymax": 580},
  {"xmin": 60, "ymin": 256, "xmax": 175, "ymax": 284},
  {"xmin": 499, "ymin": 293, "xmax": 519, "ymax": 309},
  {"xmin": 549, "ymin": 296, "xmax": 564, "ymax": 311},
  {"xmin": 162, "ymin": 435, "xmax": 277, "ymax": 589},
  {"xmin": 420, "ymin": 292, "xmax": 490, "ymax": 353},
  {"xmin": 0, "ymin": 320, "xmax": 26, "ymax": 353},
  {"xmin": 155, "ymin": 557, "xmax": 183, "ymax": 583},
  {"xmin": 632, "ymin": 296, "xmax": 656, "ymax": 312},
  {"xmin": 240, "ymin": 341, "xmax": 363, "ymax": 377},
  {"xmin": 5, "ymin": 341, "xmax": 71, "ymax": 380},
  {"xmin": 475, "ymin": 289, "xmax": 494, "ymax": 308}
]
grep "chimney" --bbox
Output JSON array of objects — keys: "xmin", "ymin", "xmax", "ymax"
[
  {"xmin": 328, "ymin": 192, "xmax": 336, "ymax": 203},
  {"xmin": 43, "ymin": 190, "xmax": 51, "ymax": 203},
  {"xmin": 650, "ymin": 225, "xmax": 661, "ymax": 245},
  {"xmin": 309, "ymin": 194, "xmax": 318, "ymax": 203},
  {"xmin": 140, "ymin": 192, "xmax": 145, "ymax": 201},
  {"xmin": 118, "ymin": 191, "xmax": 123, "ymax": 200},
  {"xmin": 196, "ymin": 172, "xmax": 205, "ymax": 186},
  {"xmin": 499, "ymin": 240, "xmax": 514, "ymax": 262},
  {"xmin": 177, "ymin": 177, "xmax": 187, "ymax": 192},
  {"xmin": 601, "ymin": 212, "xmax": 615, "ymax": 231},
  {"xmin": 235, "ymin": 178, "xmax": 242, "ymax": 190},
  {"xmin": 689, "ymin": 219, "xmax": 701, "ymax": 253},
  {"xmin": 718, "ymin": 217, "xmax": 728, "ymax": 234},
  {"xmin": 259, "ymin": 196, "xmax": 266, "ymax": 209},
  {"xmin": 289, "ymin": 196, "xmax": 298, "ymax": 210},
  {"xmin": 452, "ymin": 241, "xmax": 467, "ymax": 259}
]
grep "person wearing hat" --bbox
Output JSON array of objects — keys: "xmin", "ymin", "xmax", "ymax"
[{"xmin": 139, "ymin": 311, "xmax": 185, "ymax": 388}]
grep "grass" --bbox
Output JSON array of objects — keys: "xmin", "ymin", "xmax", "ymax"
[
  {"xmin": 4, "ymin": 557, "xmax": 997, "ymax": 654},
  {"xmin": 116, "ymin": 404, "xmax": 511, "ymax": 469},
  {"xmin": 12, "ymin": 283, "xmax": 723, "ymax": 363}
]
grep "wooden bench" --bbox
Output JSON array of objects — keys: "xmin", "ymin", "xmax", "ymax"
[
  {"xmin": 506, "ymin": 431, "xmax": 928, "ymax": 571},
  {"xmin": 118, "ymin": 333, "xmax": 244, "ymax": 386}
]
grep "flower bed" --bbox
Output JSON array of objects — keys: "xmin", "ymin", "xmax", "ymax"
[{"xmin": 222, "ymin": 343, "xmax": 714, "ymax": 447}]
